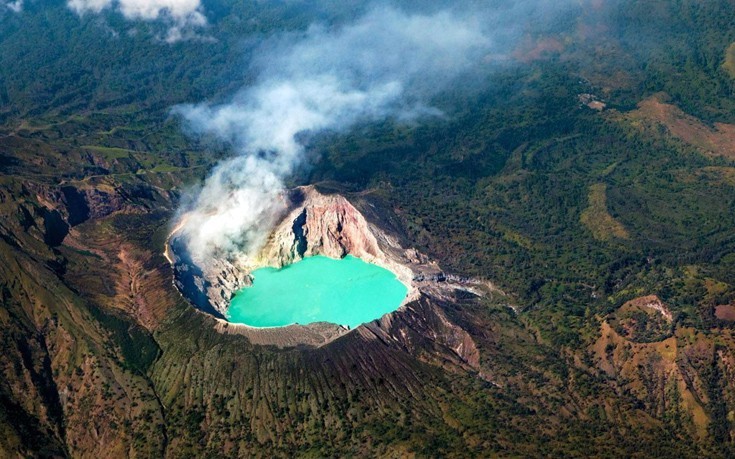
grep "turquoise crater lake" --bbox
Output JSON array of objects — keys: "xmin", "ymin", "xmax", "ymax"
[{"xmin": 227, "ymin": 255, "xmax": 409, "ymax": 328}]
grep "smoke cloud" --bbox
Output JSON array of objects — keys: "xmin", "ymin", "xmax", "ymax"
[
  {"xmin": 67, "ymin": 0, "xmax": 206, "ymax": 41},
  {"xmin": 174, "ymin": 5, "xmax": 494, "ymax": 262},
  {"xmin": 1, "ymin": 0, "xmax": 23, "ymax": 12}
]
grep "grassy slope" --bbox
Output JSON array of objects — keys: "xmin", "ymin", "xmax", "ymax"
[{"xmin": 0, "ymin": 0, "xmax": 735, "ymax": 456}]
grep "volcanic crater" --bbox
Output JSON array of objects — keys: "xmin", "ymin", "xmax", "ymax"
[{"xmin": 167, "ymin": 185, "xmax": 491, "ymax": 349}]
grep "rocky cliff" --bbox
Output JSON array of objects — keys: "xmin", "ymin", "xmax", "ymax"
[
  {"xmin": 260, "ymin": 186, "xmax": 417, "ymax": 289},
  {"xmin": 262, "ymin": 188, "xmax": 381, "ymax": 262}
]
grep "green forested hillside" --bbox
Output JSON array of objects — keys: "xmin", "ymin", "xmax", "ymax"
[{"xmin": 1, "ymin": 0, "xmax": 735, "ymax": 457}]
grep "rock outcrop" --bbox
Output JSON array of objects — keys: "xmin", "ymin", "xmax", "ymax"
[
  {"xmin": 170, "ymin": 237, "xmax": 252, "ymax": 318},
  {"xmin": 263, "ymin": 189, "xmax": 382, "ymax": 265},
  {"xmin": 260, "ymin": 187, "xmax": 416, "ymax": 290}
]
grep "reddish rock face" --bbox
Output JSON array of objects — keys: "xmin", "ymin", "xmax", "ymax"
[{"xmin": 262, "ymin": 187, "xmax": 384, "ymax": 267}]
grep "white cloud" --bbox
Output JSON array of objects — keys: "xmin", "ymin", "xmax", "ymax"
[
  {"xmin": 2, "ymin": 0, "xmax": 23, "ymax": 12},
  {"xmin": 67, "ymin": 0, "xmax": 207, "ymax": 42}
]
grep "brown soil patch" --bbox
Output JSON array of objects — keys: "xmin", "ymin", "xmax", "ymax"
[
  {"xmin": 626, "ymin": 94, "xmax": 735, "ymax": 159},
  {"xmin": 716, "ymin": 304, "xmax": 735, "ymax": 321},
  {"xmin": 623, "ymin": 295, "xmax": 673, "ymax": 321},
  {"xmin": 513, "ymin": 36, "xmax": 565, "ymax": 62}
]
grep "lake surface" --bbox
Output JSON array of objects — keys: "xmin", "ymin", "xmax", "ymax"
[{"xmin": 227, "ymin": 255, "xmax": 408, "ymax": 328}]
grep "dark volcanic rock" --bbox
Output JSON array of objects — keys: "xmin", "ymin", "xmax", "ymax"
[
  {"xmin": 41, "ymin": 208, "xmax": 69, "ymax": 246},
  {"xmin": 60, "ymin": 186, "xmax": 90, "ymax": 225}
]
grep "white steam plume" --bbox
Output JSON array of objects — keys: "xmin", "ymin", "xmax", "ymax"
[
  {"xmin": 1, "ymin": 0, "xmax": 23, "ymax": 12},
  {"xmin": 67, "ymin": 0, "xmax": 206, "ymax": 42},
  {"xmin": 174, "ymin": 6, "xmax": 492, "ymax": 262}
]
